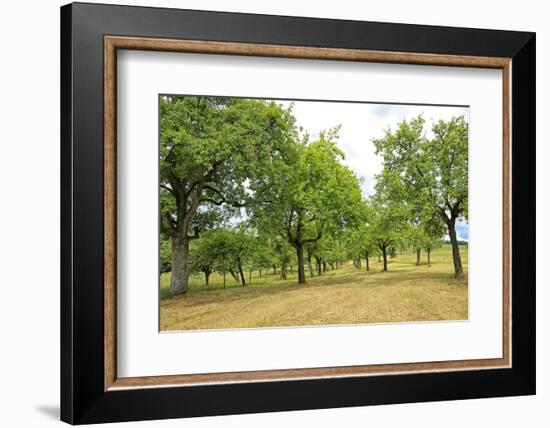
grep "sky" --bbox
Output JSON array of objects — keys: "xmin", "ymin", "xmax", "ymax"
[{"xmin": 272, "ymin": 99, "xmax": 470, "ymax": 241}]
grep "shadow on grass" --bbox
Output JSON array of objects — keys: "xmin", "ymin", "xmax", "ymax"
[{"xmin": 161, "ymin": 265, "xmax": 466, "ymax": 308}]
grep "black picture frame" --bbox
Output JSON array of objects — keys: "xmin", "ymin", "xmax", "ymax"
[{"xmin": 61, "ymin": 2, "xmax": 535, "ymax": 424}]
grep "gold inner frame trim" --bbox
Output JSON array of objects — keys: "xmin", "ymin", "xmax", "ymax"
[{"xmin": 104, "ymin": 35, "xmax": 512, "ymax": 391}]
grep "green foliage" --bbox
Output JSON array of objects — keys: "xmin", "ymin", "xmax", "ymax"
[
  {"xmin": 160, "ymin": 96, "xmax": 299, "ymax": 291},
  {"xmin": 188, "ymin": 232, "xmax": 217, "ymax": 284},
  {"xmin": 372, "ymin": 115, "xmax": 468, "ymax": 222},
  {"xmin": 367, "ymin": 195, "xmax": 409, "ymax": 251},
  {"xmin": 372, "ymin": 115, "xmax": 468, "ymax": 276},
  {"xmin": 187, "ymin": 228, "xmax": 258, "ymax": 285},
  {"xmin": 249, "ymin": 127, "xmax": 364, "ymax": 283},
  {"xmin": 160, "ymin": 97, "xmax": 467, "ymax": 291},
  {"xmin": 160, "ymin": 235, "xmax": 172, "ymax": 274}
]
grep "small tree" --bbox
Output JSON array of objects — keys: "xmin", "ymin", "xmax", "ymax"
[
  {"xmin": 347, "ymin": 216, "xmax": 376, "ymax": 271},
  {"xmin": 407, "ymin": 223, "xmax": 427, "ymax": 266},
  {"xmin": 224, "ymin": 229, "xmax": 256, "ymax": 286},
  {"xmin": 188, "ymin": 233, "xmax": 217, "ymax": 286},
  {"xmin": 367, "ymin": 196, "xmax": 409, "ymax": 272},
  {"xmin": 251, "ymin": 236, "xmax": 276, "ymax": 279}
]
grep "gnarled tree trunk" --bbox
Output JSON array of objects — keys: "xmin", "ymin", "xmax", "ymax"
[{"xmin": 170, "ymin": 235, "xmax": 189, "ymax": 294}]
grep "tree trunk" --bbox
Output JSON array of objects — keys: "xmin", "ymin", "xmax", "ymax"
[
  {"xmin": 323, "ymin": 261, "xmax": 327, "ymax": 272},
  {"xmin": 170, "ymin": 235, "xmax": 190, "ymax": 294},
  {"xmin": 204, "ymin": 271, "xmax": 210, "ymax": 286},
  {"xmin": 447, "ymin": 217, "xmax": 464, "ymax": 277},
  {"xmin": 223, "ymin": 270, "xmax": 226, "ymax": 288},
  {"xmin": 382, "ymin": 246, "xmax": 388, "ymax": 271},
  {"xmin": 427, "ymin": 249, "xmax": 431, "ymax": 267},
  {"xmin": 416, "ymin": 248, "xmax": 421, "ymax": 266},
  {"xmin": 365, "ymin": 251, "xmax": 370, "ymax": 271},
  {"xmin": 296, "ymin": 245, "xmax": 306, "ymax": 284},
  {"xmin": 273, "ymin": 265, "xmax": 277, "ymax": 275},
  {"xmin": 249, "ymin": 268, "xmax": 252, "ymax": 285},
  {"xmin": 237, "ymin": 259, "xmax": 246, "ymax": 286},
  {"xmin": 307, "ymin": 251, "xmax": 314, "ymax": 277},
  {"xmin": 280, "ymin": 263, "xmax": 287, "ymax": 280},
  {"xmin": 229, "ymin": 269, "xmax": 239, "ymax": 282},
  {"xmin": 259, "ymin": 269, "xmax": 262, "ymax": 278},
  {"xmin": 315, "ymin": 256, "xmax": 322, "ymax": 275}
]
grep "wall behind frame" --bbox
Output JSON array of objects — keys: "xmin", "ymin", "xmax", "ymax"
[{"xmin": 0, "ymin": 0, "xmax": 546, "ymax": 427}]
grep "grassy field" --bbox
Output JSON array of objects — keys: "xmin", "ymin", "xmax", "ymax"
[{"xmin": 160, "ymin": 245, "xmax": 468, "ymax": 331}]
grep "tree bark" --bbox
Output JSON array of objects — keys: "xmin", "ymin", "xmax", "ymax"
[
  {"xmin": 323, "ymin": 261, "xmax": 327, "ymax": 272},
  {"xmin": 307, "ymin": 251, "xmax": 314, "ymax": 278},
  {"xmin": 204, "ymin": 271, "xmax": 210, "ymax": 286},
  {"xmin": 365, "ymin": 251, "xmax": 370, "ymax": 271},
  {"xmin": 249, "ymin": 268, "xmax": 252, "ymax": 285},
  {"xmin": 416, "ymin": 248, "xmax": 421, "ymax": 266},
  {"xmin": 296, "ymin": 245, "xmax": 306, "ymax": 284},
  {"xmin": 447, "ymin": 217, "xmax": 464, "ymax": 277},
  {"xmin": 170, "ymin": 235, "xmax": 190, "ymax": 294},
  {"xmin": 382, "ymin": 245, "xmax": 388, "ymax": 272},
  {"xmin": 427, "ymin": 249, "xmax": 431, "ymax": 267},
  {"xmin": 237, "ymin": 259, "xmax": 246, "ymax": 286}
]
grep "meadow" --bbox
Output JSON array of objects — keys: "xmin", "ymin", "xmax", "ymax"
[{"xmin": 160, "ymin": 244, "xmax": 468, "ymax": 331}]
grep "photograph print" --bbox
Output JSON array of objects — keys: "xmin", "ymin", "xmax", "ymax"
[{"xmin": 159, "ymin": 95, "xmax": 469, "ymax": 331}]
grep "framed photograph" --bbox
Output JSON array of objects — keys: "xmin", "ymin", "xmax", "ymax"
[{"xmin": 60, "ymin": 2, "xmax": 535, "ymax": 424}]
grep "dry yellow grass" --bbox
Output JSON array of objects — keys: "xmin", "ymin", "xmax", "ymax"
[{"xmin": 160, "ymin": 245, "xmax": 468, "ymax": 331}]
